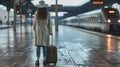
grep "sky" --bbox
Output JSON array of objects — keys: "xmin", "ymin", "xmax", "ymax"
[{"xmin": 31, "ymin": 0, "xmax": 90, "ymax": 6}]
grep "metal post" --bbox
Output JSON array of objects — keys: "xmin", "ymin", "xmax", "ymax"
[
  {"xmin": 7, "ymin": 5, "xmax": 11, "ymax": 26},
  {"xmin": 19, "ymin": 0, "xmax": 23, "ymax": 41},
  {"xmin": 31, "ymin": 14, "xmax": 32, "ymax": 26},
  {"xmin": 14, "ymin": 0, "xmax": 16, "ymax": 31},
  {"xmin": 7, "ymin": 9, "xmax": 10, "ymax": 27},
  {"xmin": 55, "ymin": 0, "xmax": 58, "ymax": 32},
  {"xmin": 20, "ymin": 5, "xmax": 22, "ymax": 33}
]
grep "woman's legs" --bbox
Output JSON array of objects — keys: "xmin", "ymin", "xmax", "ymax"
[
  {"xmin": 43, "ymin": 46, "xmax": 47, "ymax": 65},
  {"xmin": 43, "ymin": 46, "xmax": 47, "ymax": 60},
  {"xmin": 35, "ymin": 45, "xmax": 41, "ymax": 66},
  {"xmin": 36, "ymin": 46, "xmax": 41, "ymax": 60},
  {"xmin": 35, "ymin": 46, "xmax": 47, "ymax": 66}
]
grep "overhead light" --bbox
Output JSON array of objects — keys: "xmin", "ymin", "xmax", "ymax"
[{"xmin": 91, "ymin": 0, "xmax": 104, "ymax": 5}]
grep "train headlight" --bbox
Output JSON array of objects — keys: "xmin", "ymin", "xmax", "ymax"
[
  {"xmin": 118, "ymin": 20, "xmax": 120, "ymax": 23},
  {"xmin": 107, "ymin": 19, "xmax": 111, "ymax": 23}
]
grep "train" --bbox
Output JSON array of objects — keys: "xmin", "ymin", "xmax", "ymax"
[{"xmin": 60, "ymin": 7, "xmax": 120, "ymax": 33}]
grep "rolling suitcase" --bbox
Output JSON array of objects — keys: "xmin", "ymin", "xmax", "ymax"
[{"xmin": 46, "ymin": 36, "xmax": 57, "ymax": 65}]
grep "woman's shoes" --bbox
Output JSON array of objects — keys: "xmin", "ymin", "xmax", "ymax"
[
  {"xmin": 43, "ymin": 60, "xmax": 47, "ymax": 66},
  {"xmin": 35, "ymin": 60, "xmax": 47, "ymax": 66},
  {"xmin": 35, "ymin": 60, "xmax": 39, "ymax": 66}
]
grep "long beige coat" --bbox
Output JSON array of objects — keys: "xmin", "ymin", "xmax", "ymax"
[{"xmin": 33, "ymin": 11, "xmax": 52, "ymax": 46}]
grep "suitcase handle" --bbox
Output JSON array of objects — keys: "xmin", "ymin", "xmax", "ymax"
[{"xmin": 50, "ymin": 35, "xmax": 53, "ymax": 45}]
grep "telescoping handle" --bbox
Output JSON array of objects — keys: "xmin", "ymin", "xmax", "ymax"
[{"xmin": 51, "ymin": 35, "xmax": 53, "ymax": 45}]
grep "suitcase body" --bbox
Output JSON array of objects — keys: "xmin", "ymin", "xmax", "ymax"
[{"xmin": 46, "ymin": 45, "xmax": 57, "ymax": 65}]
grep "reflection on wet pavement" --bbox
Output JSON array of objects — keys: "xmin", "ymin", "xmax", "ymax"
[{"xmin": 0, "ymin": 25, "xmax": 120, "ymax": 67}]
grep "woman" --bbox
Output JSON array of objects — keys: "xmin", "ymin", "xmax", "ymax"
[{"xmin": 33, "ymin": 1, "xmax": 52, "ymax": 66}]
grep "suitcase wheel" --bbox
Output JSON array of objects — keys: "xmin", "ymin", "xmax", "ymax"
[
  {"xmin": 47, "ymin": 62, "xmax": 56, "ymax": 65},
  {"xmin": 54, "ymin": 62, "xmax": 56, "ymax": 65},
  {"xmin": 46, "ymin": 62, "xmax": 49, "ymax": 65}
]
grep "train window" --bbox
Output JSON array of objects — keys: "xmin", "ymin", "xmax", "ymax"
[{"xmin": 102, "ymin": 8, "xmax": 119, "ymax": 19}]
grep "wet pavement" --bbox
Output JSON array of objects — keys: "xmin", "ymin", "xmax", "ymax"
[
  {"xmin": 0, "ymin": 25, "xmax": 120, "ymax": 67},
  {"xmin": 0, "ymin": 25, "xmax": 12, "ymax": 29}
]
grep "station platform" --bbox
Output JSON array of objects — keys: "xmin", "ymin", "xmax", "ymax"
[{"xmin": 0, "ymin": 25, "xmax": 120, "ymax": 67}]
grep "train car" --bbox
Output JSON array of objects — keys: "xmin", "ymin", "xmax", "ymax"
[
  {"xmin": 61, "ymin": 7, "xmax": 120, "ymax": 33},
  {"xmin": 101, "ymin": 8, "xmax": 120, "ymax": 33},
  {"xmin": 102, "ymin": 8, "xmax": 119, "ymax": 23},
  {"xmin": 60, "ymin": 16, "xmax": 80, "ymax": 27}
]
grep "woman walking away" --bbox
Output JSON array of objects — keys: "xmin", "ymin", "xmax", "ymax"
[{"xmin": 33, "ymin": 0, "xmax": 52, "ymax": 66}]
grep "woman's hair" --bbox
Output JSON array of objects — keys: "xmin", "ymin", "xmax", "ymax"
[{"xmin": 36, "ymin": 8, "xmax": 48, "ymax": 20}]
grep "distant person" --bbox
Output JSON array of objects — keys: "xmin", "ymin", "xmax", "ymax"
[
  {"xmin": 33, "ymin": 0, "xmax": 52, "ymax": 66},
  {"xmin": 0, "ymin": 17, "xmax": 2, "ymax": 25},
  {"xmin": 0, "ymin": 20, "xmax": 2, "ymax": 25}
]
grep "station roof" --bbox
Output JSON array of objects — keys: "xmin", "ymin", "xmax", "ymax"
[{"xmin": 0, "ymin": 0, "xmax": 118, "ymax": 17}]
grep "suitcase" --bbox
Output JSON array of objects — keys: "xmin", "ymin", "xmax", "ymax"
[{"xmin": 46, "ymin": 45, "xmax": 57, "ymax": 65}]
